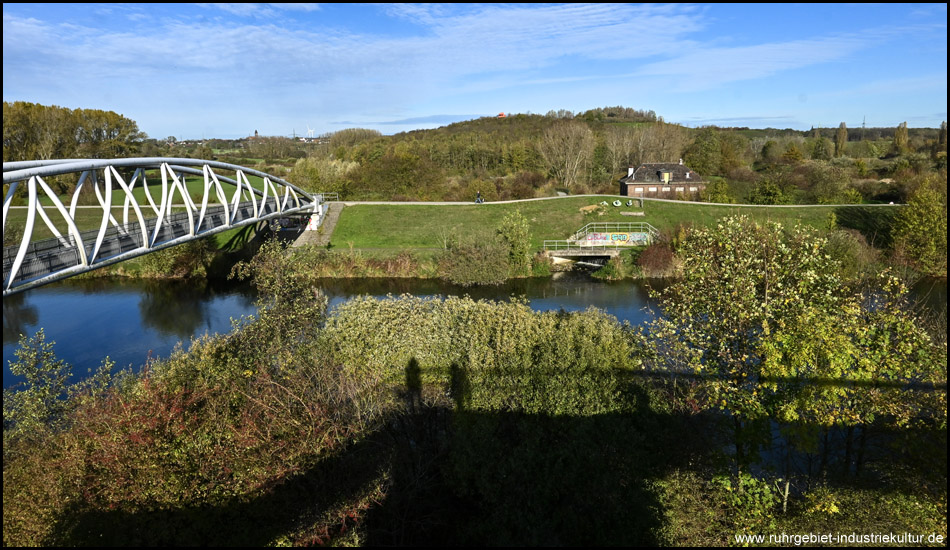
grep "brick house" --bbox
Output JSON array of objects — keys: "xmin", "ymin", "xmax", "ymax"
[{"xmin": 619, "ymin": 160, "xmax": 706, "ymax": 198}]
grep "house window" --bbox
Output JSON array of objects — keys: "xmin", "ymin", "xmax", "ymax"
[
  {"xmin": 676, "ymin": 187, "xmax": 685, "ymax": 192},
  {"xmin": 633, "ymin": 187, "xmax": 643, "ymax": 193},
  {"xmin": 662, "ymin": 187, "xmax": 671, "ymax": 192},
  {"xmin": 689, "ymin": 187, "xmax": 698, "ymax": 192},
  {"xmin": 648, "ymin": 187, "xmax": 657, "ymax": 192}
]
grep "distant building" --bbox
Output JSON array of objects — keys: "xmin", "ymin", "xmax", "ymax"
[
  {"xmin": 619, "ymin": 160, "xmax": 706, "ymax": 198},
  {"xmin": 497, "ymin": 112, "xmax": 507, "ymax": 118}
]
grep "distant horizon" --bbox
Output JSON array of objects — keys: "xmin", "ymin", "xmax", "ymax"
[{"xmin": 4, "ymin": 4, "xmax": 946, "ymax": 140}]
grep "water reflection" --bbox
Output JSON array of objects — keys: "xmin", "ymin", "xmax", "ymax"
[
  {"xmin": 2, "ymin": 278, "xmax": 258, "ymax": 387},
  {"xmin": 4, "ymin": 274, "xmax": 943, "ymax": 389},
  {"xmin": 139, "ymin": 280, "xmax": 215, "ymax": 340},
  {"xmin": 3, "ymin": 292, "xmax": 39, "ymax": 346}
]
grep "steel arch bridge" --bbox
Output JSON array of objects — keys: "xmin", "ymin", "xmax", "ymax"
[{"xmin": 3, "ymin": 158, "xmax": 328, "ymax": 296}]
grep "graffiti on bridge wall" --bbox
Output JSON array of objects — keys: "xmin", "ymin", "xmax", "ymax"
[{"xmin": 583, "ymin": 232, "xmax": 650, "ymax": 246}]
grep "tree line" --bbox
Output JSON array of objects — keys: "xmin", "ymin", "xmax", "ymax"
[
  {"xmin": 3, "ymin": 101, "xmax": 145, "ymax": 162},
  {"xmin": 284, "ymin": 112, "xmax": 946, "ymax": 210},
  {"xmin": 5, "ymin": 101, "xmax": 945, "ymax": 211}
]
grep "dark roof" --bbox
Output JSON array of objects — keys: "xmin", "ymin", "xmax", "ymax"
[{"xmin": 619, "ymin": 162, "xmax": 706, "ymax": 184}]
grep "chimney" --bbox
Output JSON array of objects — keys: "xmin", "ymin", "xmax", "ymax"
[
  {"xmin": 679, "ymin": 158, "xmax": 683, "ymax": 165},
  {"xmin": 627, "ymin": 167, "xmax": 634, "ymax": 178}
]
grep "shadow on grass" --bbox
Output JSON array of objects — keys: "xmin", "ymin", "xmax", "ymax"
[{"xmin": 218, "ymin": 222, "xmax": 267, "ymax": 254}]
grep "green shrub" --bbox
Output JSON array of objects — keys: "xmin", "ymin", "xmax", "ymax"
[
  {"xmin": 3, "ymin": 329, "xmax": 115, "ymax": 447},
  {"xmin": 892, "ymin": 180, "xmax": 948, "ymax": 277},
  {"xmin": 713, "ymin": 473, "xmax": 779, "ymax": 535},
  {"xmin": 825, "ymin": 229, "xmax": 880, "ymax": 280},
  {"xmin": 496, "ymin": 210, "xmax": 531, "ymax": 277},
  {"xmin": 638, "ymin": 243, "xmax": 675, "ymax": 277},
  {"xmin": 592, "ymin": 254, "xmax": 627, "ymax": 280},
  {"xmin": 530, "ymin": 251, "xmax": 552, "ymax": 276},
  {"xmin": 437, "ymin": 238, "xmax": 510, "ymax": 286},
  {"xmin": 322, "ymin": 295, "xmax": 642, "ymax": 414},
  {"xmin": 139, "ymin": 238, "xmax": 217, "ymax": 278}
]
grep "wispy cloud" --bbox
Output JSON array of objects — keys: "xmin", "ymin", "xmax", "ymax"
[
  {"xmin": 367, "ymin": 114, "xmax": 484, "ymax": 126},
  {"xmin": 636, "ymin": 36, "xmax": 869, "ymax": 91},
  {"xmin": 198, "ymin": 3, "xmax": 321, "ymax": 18},
  {"xmin": 3, "ymin": 4, "xmax": 945, "ymax": 137},
  {"xmin": 681, "ymin": 115, "xmax": 802, "ymax": 128}
]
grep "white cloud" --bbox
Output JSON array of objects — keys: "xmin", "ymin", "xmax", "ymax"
[
  {"xmin": 3, "ymin": 4, "xmax": 945, "ymax": 136},
  {"xmin": 635, "ymin": 36, "xmax": 869, "ymax": 90},
  {"xmin": 198, "ymin": 3, "xmax": 321, "ymax": 18}
]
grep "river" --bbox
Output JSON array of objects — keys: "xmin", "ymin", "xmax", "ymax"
[
  {"xmin": 4, "ymin": 274, "xmax": 945, "ymax": 388},
  {"xmin": 3, "ymin": 272, "xmax": 670, "ymax": 388}
]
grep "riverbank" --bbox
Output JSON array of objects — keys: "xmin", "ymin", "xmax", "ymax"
[
  {"xmin": 302, "ymin": 196, "xmax": 906, "ymax": 282},
  {"xmin": 4, "ymin": 273, "xmax": 944, "ymax": 546}
]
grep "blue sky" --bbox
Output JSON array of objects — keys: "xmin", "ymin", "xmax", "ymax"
[{"xmin": 3, "ymin": 3, "xmax": 946, "ymax": 139}]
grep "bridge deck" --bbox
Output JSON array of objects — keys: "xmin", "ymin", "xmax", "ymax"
[{"xmin": 3, "ymin": 200, "xmax": 283, "ymax": 288}]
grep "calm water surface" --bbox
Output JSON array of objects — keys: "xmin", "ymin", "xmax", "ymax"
[
  {"xmin": 3, "ymin": 272, "xmax": 668, "ymax": 387},
  {"xmin": 5, "ymin": 273, "xmax": 944, "ymax": 388}
]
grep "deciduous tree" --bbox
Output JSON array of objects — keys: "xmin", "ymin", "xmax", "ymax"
[
  {"xmin": 835, "ymin": 123, "xmax": 848, "ymax": 157},
  {"xmin": 892, "ymin": 179, "xmax": 948, "ymax": 276},
  {"xmin": 684, "ymin": 127, "xmax": 721, "ymax": 176},
  {"xmin": 537, "ymin": 121, "xmax": 595, "ymax": 191},
  {"xmin": 893, "ymin": 121, "xmax": 909, "ymax": 155},
  {"xmin": 648, "ymin": 216, "xmax": 944, "ymax": 471}
]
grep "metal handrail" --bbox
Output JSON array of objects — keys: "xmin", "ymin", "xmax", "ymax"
[
  {"xmin": 543, "ymin": 240, "xmax": 621, "ymax": 251},
  {"xmin": 2, "ymin": 158, "xmax": 335, "ymax": 295},
  {"xmin": 568, "ymin": 222, "xmax": 659, "ymax": 242}
]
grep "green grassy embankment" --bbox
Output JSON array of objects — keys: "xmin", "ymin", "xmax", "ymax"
[{"xmin": 327, "ymin": 196, "xmax": 880, "ymax": 254}]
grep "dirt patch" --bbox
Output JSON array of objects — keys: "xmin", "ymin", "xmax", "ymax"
[{"xmin": 579, "ymin": 204, "xmax": 601, "ymax": 215}]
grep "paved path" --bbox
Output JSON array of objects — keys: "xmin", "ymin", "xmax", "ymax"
[
  {"xmin": 335, "ymin": 196, "xmax": 903, "ymax": 208},
  {"xmin": 9, "ymin": 196, "xmax": 903, "ymax": 209},
  {"xmin": 291, "ymin": 203, "xmax": 343, "ymax": 248}
]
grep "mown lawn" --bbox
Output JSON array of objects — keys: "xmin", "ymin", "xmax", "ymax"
[{"xmin": 329, "ymin": 196, "xmax": 878, "ymax": 251}]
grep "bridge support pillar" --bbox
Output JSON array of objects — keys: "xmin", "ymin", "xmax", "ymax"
[{"xmin": 305, "ymin": 202, "xmax": 325, "ymax": 231}]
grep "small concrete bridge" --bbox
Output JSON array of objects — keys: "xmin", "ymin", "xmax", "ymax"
[
  {"xmin": 543, "ymin": 222, "xmax": 658, "ymax": 264},
  {"xmin": 2, "ymin": 158, "xmax": 331, "ymax": 296}
]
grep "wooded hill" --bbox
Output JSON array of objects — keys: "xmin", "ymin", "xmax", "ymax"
[
  {"xmin": 4, "ymin": 102, "xmax": 947, "ymax": 207},
  {"xmin": 283, "ymin": 109, "xmax": 947, "ymax": 207}
]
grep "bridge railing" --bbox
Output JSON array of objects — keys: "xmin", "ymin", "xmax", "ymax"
[
  {"xmin": 543, "ymin": 240, "xmax": 623, "ymax": 252},
  {"xmin": 2, "ymin": 200, "xmax": 273, "ymax": 284},
  {"xmin": 2, "ymin": 158, "xmax": 326, "ymax": 295},
  {"xmin": 568, "ymin": 222, "xmax": 659, "ymax": 243}
]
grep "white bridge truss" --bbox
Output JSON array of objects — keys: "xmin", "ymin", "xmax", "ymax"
[{"xmin": 3, "ymin": 158, "xmax": 324, "ymax": 296}]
